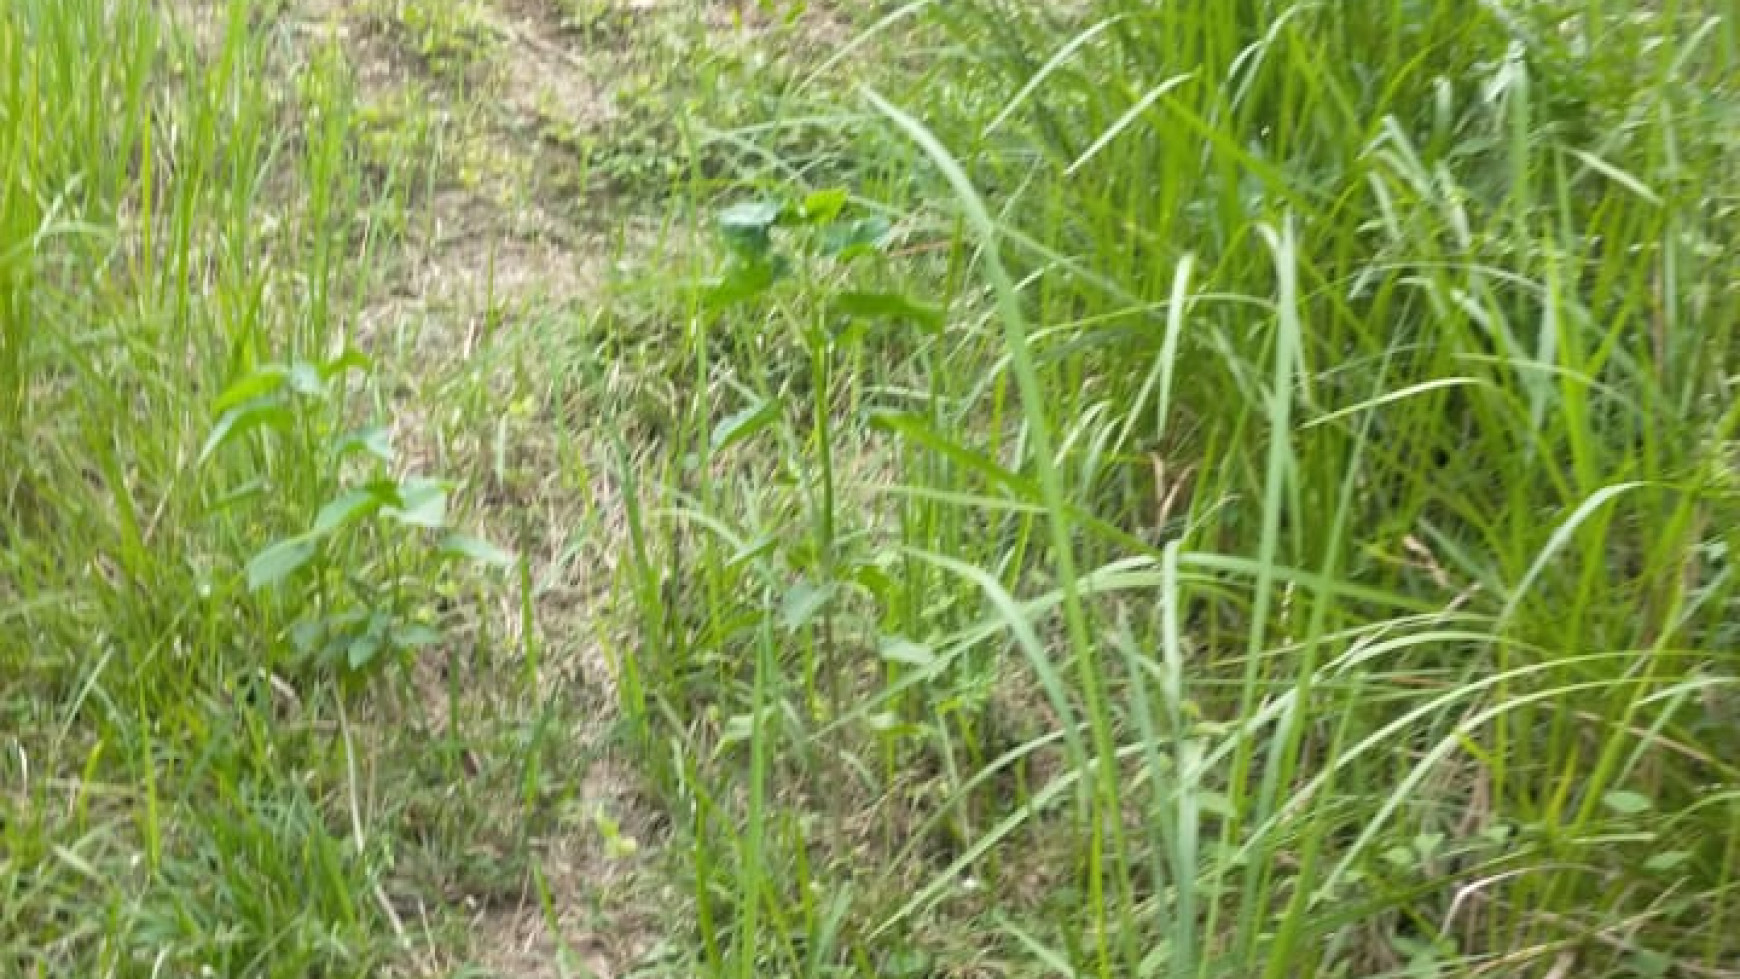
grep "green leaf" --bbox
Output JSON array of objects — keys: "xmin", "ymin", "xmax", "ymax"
[
  {"xmin": 780, "ymin": 579, "xmax": 836, "ymax": 632},
  {"xmin": 1195, "ymin": 791, "xmax": 1235, "ymax": 818},
  {"xmin": 864, "ymin": 712, "xmax": 923, "ymax": 737},
  {"xmin": 359, "ymin": 477, "xmax": 407, "ymax": 503},
  {"xmin": 391, "ymin": 623, "xmax": 444, "ymax": 648},
  {"xmin": 286, "ymin": 361, "xmax": 326, "ymax": 397},
  {"xmin": 290, "ymin": 618, "xmax": 325, "ymax": 654},
  {"xmin": 719, "ymin": 200, "xmax": 784, "ymax": 231},
  {"xmin": 590, "ymin": 805, "xmax": 642, "ymax": 857},
  {"xmin": 247, "ymin": 536, "xmax": 317, "ymax": 591},
  {"xmin": 384, "ymin": 478, "xmax": 448, "ymax": 528},
  {"xmin": 200, "ymin": 400, "xmax": 292, "ymax": 464},
  {"xmin": 320, "ymin": 346, "xmax": 373, "ymax": 380},
  {"xmin": 711, "ymin": 398, "xmax": 783, "ymax": 454},
  {"xmin": 1602, "ymin": 790, "xmax": 1653, "ymax": 815},
  {"xmin": 729, "ymin": 533, "xmax": 777, "ymax": 568},
  {"xmin": 1643, "ymin": 850, "xmax": 1691, "ymax": 872},
  {"xmin": 851, "ymin": 560, "xmax": 893, "ymax": 600},
  {"xmin": 877, "ymin": 636, "xmax": 935, "ymax": 668},
  {"xmin": 439, "ymin": 532, "xmax": 515, "ymax": 567},
  {"xmin": 332, "ymin": 425, "xmax": 393, "ymax": 462},
  {"xmin": 884, "ymin": 949, "xmax": 932, "ymax": 979},
  {"xmin": 716, "ymin": 707, "xmax": 777, "ymax": 753},
  {"xmin": 313, "ymin": 489, "xmax": 383, "ymax": 537},
  {"xmin": 704, "ymin": 256, "xmax": 784, "ymax": 309},
  {"xmin": 605, "ymin": 833, "xmax": 639, "ymax": 859},
  {"xmin": 830, "ymin": 290, "xmax": 944, "ymax": 333},
  {"xmin": 326, "ymin": 608, "xmax": 370, "ymax": 632},
  {"xmin": 717, "ymin": 201, "xmax": 783, "ymax": 257},
  {"xmin": 801, "ymin": 188, "xmax": 849, "ymax": 225},
  {"xmin": 347, "ymin": 632, "xmax": 383, "ymax": 670},
  {"xmin": 819, "ymin": 215, "xmax": 892, "ymax": 257},
  {"xmin": 212, "ymin": 367, "xmax": 288, "ymax": 414},
  {"xmin": 1627, "ymin": 950, "xmax": 1671, "ymax": 979}
]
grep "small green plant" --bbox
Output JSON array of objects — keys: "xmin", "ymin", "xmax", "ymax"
[
  {"xmin": 704, "ymin": 189, "xmax": 936, "ymax": 692},
  {"xmin": 387, "ymin": 0, "xmax": 497, "ymax": 79},
  {"xmin": 555, "ymin": 0, "xmax": 635, "ymax": 43},
  {"xmin": 353, "ymin": 83, "xmax": 436, "ymax": 180},
  {"xmin": 203, "ymin": 348, "xmax": 513, "ymax": 683},
  {"xmin": 706, "ymin": 189, "xmax": 898, "ymax": 306}
]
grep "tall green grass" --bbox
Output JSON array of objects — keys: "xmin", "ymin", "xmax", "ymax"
[
  {"xmin": 6, "ymin": 0, "xmax": 1739, "ymax": 975},
  {"xmin": 3, "ymin": 2, "xmax": 530, "ymax": 974},
  {"xmin": 613, "ymin": 0, "xmax": 1740, "ymax": 976}
]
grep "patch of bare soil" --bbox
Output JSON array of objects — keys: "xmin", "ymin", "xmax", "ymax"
[
  {"xmin": 482, "ymin": 0, "xmax": 621, "ymax": 132},
  {"xmin": 467, "ymin": 757, "xmax": 665, "ymax": 979}
]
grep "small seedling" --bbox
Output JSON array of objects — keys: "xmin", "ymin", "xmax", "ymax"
[{"xmin": 204, "ymin": 348, "xmax": 514, "ymax": 683}]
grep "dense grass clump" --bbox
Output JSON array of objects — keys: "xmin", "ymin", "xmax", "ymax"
[{"xmin": 612, "ymin": 1, "xmax": 1740, "ymax": 977}]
